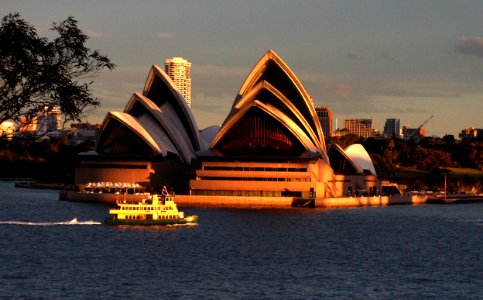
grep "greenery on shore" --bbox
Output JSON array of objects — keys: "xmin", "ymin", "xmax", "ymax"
[
  {"xmin": 0, "ymin": 137, "xmax": 93, "ymax": 183},
  {"xmin": 329, "ymin": 134, "xmax": 482, "ymax": 192}
]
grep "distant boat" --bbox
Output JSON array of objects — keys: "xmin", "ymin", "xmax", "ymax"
[{"xmin": 105, "ymin": 193, "xmax": 198, "ymax": 226}]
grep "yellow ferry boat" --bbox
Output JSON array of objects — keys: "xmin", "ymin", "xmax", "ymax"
[{"xmin": 105, "ymin": 192, "xmax": 198, "ymax": 226}]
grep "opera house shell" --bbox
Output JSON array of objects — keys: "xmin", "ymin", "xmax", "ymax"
[
  {"xmin": 75, "ymin": 65, "xmax": 201, "ymax": 193},
  {"xmin": 76, "ymin": 50, "xmax": 378, "ymax": 198}
]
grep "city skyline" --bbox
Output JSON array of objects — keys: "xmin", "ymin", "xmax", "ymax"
[{"xmin": 2, "ymin": 0, "xmax": 483, "ymax": 136}]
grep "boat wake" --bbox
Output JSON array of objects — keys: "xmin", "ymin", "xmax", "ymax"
[
  {"xmin": 0, "ymin": 218, "xmax": 102, "ymax": 226},
  {"xmin": 169, "ymin": 223, "xmax": 198, "ymax": 227}
]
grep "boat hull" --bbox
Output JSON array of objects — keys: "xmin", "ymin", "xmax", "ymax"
[{"xmin": 104, "ymin": 215, "xmax": 198, "ymax": 226}]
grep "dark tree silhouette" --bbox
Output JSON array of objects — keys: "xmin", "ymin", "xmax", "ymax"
[{"xmin": 0, "ymin": 13, "xmax": 115, "ymax": 127}]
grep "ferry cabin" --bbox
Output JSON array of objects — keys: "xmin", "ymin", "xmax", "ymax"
[{"xmin": 109, "ymin": 194, "xmax": 184, "ymax": 221}]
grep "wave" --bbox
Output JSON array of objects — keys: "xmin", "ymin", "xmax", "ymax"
[
  {"xmin": 0, "ymin": 218, "xmax": 102, "ymax": 226},
  {"xmin": 169, "ymin": 223, "xmax": 198, "ymax": 227},
  {"xmin": 464, "ymin": 219, "xmax": 483, "ymax": 226}
]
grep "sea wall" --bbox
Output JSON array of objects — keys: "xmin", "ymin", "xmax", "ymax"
[
  {"xmin": 60, "ymin": 190, "xmax": 428, "ymax": 208},
  {"xmin": 175, "ymin": 195, "xmax": 294, "ymax": 208},
  {"xmin": 315, "ymin": 195, "xmax": 427, "ymax": 208},
  {"xmin": 176, "ymin": 195, "xmax": 427, "ymax": 209}
]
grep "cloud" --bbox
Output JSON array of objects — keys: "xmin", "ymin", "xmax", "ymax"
[
  {"xmin": 193, "ymin": 65, "xmax": 248, "ymax": 77},
  {"xmin": 87, "ymin": 31, "xmax": 105, "ymax": 38},
  {"xmin": 374, "ymin": 51, "xmax": 396, "ymax": 61},
  {"xmin": 192, "ymin": 64, "xmax": 249, "ymax": 99},
  {"xmin": 191, "ymin": 92, "xmax": 233, "ymax": 128},
  {"xmin": 345, "ymin": 52, "xmax": 363, "ymax": 60},
  {"xmin": 299, "ymin": 72, "xmax": 354, "ymax": 99},
  {"xmin": 456, "ymin": 36, "xmax": 483, "ymax": 58},
  {"xmin": 345, "ymin": 51, "xmax": 396, "ymax": 61},
  {"xmin": 153, "ymin": 32, "xmax": 174, "ymax": 39}
]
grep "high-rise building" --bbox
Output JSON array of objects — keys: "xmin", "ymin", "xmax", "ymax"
[
  {"xmin": 383, "ymin": 118, "xmax": 400, "ymax": 137},
  {"xmin": 165, "ymin": 57, "xmax": 192, "ymax": 107},
  {"xmin": 402, "ymin": 125, "xmax": 426, "ymax": 139},
  {"xmin": 17, "ymin": 105, "xmax": 62, "ymax": 134},
  {"xmin": 460, "ymin": 127, "xmax": 483, "ymax": 140},
  {"xmin": 37, "ymin": 106, "xmax": 62, "ymax": 134},
  {"xmin": 344, "ymin": 119, "xmax": 376, "ymax": 138},
  {"xmin": 315, "ymin": 106, "xmax": 333, "ymax": 138}
]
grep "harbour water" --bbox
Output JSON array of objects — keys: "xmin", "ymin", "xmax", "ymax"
[{"xmin": 0, "ymin": 181, "xmax": 481, "ymax": 299}]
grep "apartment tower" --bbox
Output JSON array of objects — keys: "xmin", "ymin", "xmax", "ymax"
[
  {"xmin": 383, "ymin": 118, "xmax": 400, "ymax": 137},
  {"xmin": 165, "ymin": 57, "xmax": 192, "ymax": 107},
  {"xmin": 344, "ymin": 118, "xmax": 376, "ymax": 138},
  {"xmin": 315, "ymin": 106, "xmax": 333, "ymax": 139}
]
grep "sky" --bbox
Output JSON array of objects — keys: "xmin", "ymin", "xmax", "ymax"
[{"xmin": 2, "ymin": 0, "xmax": 483, "ymax": 137}]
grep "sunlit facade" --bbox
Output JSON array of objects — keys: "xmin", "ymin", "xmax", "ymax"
[
  {"xmin": 344, "ymin": 118, "xmax": 377, "ymax": 138},
  {"xmin": 189, "ymin": 50, "xmax": 377, "ymax": 198},
  {"xmin": 76, "ymin": 50, "xmax": 379, "ymax": 198},
  {"xmin": 76, "ymin": 65, "xmax": 200, "ymax": 192},
  {"xmin": 0, "ymin": 121, "xmax": 15, "ymax": 140},
  {"xmin": 402, "ymin": 126, "xmax": 426, "ymax": 139}
]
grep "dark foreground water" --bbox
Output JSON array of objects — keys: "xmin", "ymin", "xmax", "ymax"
[{"xmin": 0, "ymin": 181, "xmax": 481, "ymax": 299}]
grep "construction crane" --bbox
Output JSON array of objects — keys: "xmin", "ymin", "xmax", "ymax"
[{"xmin": 406, "ymin": 115, "xmax": 434, "ymax": 139}]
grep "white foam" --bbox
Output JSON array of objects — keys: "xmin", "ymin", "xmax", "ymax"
[
  {"xmin": 170, "ymin": 222, "xmax": 198, "ymax": 227},
  {"xmin": 0, "ymin": 218, "xmax": 102, "ymax": 226}
]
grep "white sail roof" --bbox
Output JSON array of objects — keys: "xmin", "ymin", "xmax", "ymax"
[
  {"xmin": 211, "ymin": 50, "xmax": 328, "ymax": 161},
  {"xmin": 96, "ymin": 65, "xmax": 200, "ymax": 164},
  {"xmin": 345, "ymin": 144, "xmax": 377, "ymax": 176}
]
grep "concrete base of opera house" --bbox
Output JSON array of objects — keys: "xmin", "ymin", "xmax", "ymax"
[
  {"xmin": 174, "ymin": 195, "xmax": 428, "ymax": 208},
  {"xmin": 59, "ymin": 190, "xmax": 428, "ymax": 208},
  {"xmin": 314, "ymin": 195, "xmax": 427, "ymax": 208}
]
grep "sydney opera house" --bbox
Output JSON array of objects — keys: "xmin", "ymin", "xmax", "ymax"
[{"xmin": 75, "ymin": 50, "xmax": 378, "ymax": 202}]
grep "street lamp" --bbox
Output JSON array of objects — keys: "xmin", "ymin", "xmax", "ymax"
[{"xmin": 438, "ymin": 168, "xmax": 452, "ymax": 201}]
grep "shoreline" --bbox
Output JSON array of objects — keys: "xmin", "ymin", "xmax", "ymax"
[
  {"xmin": 59, "ymin": 190, "xmax": 436, "ymax": 209},
  {"xmin": 4, "ymin": 181, "xmax": 481, "ymax": 208}
]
